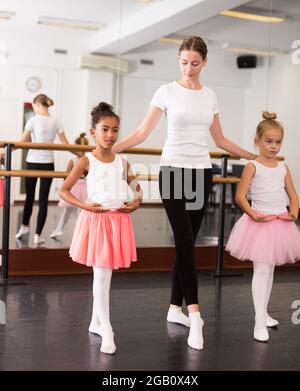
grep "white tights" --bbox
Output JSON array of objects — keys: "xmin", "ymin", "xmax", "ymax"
[
  {"xmin": 55, "ymin": 207, "xmax": 80, "ymax": 232},
  {"xmin": 90, "ymin": 266, "xmax": 116, "ymax": 354},
  {"xmin": 91, "ymin": 266, "xmax": 113, "ymax": 332},
  {"xmin": 252, "ymin": 262, "xmax": 275, "ymax": 328}
]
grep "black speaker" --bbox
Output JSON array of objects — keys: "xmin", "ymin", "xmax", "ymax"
[{"xmin": 237, "ymin": 55, "xmax": 257, "ymax": 68}]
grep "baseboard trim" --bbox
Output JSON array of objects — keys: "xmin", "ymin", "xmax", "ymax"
[{"xmin": 2, "ymin": 246, "xmax": 299, "ymax": 276}]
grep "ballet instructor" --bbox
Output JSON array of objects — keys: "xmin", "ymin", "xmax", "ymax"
[{"xmin": 112, "ymin": 36, "xmax": 256, "ymax": 350}]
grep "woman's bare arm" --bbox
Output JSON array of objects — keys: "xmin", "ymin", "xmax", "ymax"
[
  {"xmin": 112, "ymin": 106, "xmax": 163, "ymax": 154},
  {"xmin": 210, "ymin": 114, "xmax": 256, "ymax": 160}
]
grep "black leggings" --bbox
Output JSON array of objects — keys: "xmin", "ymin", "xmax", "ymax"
[
  {"xmin": 159, "ymin": 166, "xmax": 212, "ymax": 306},
  {"xmin": 22, "ymin": 162, "xmax": 54, "ymax": 235}
]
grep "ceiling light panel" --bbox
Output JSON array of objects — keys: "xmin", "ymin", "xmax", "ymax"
[
  {"xmin": 37, "ymin": 16, "xmax": 104, "ymax": 31},
  {"xmin": 0, "ymin": 10, "xmax": 15, "ymax": 20},
  {"xmin": 220, "ymin": 9, "xmax": 284, "ymax": 23}
]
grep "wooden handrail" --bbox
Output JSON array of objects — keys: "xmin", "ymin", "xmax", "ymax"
[
  {"xmin": 0, "ymin": 169, "xmax": 241, "ymax": 183},
  {"xmin": 0, "ymin": 140, "xmax": 243, "ymax": 160},
  {"xmin": 0, "ymin": 141, "xmax": 93, "ymax": 152},
  {"xmin": 0, "ymin": 170, "xmax": 69, "ymax": 179},
  {"xmin": 0, "ymin": 140, "xmax": 270, "ymax": 281},
  {"xmin": 0, "ymin": 140, "xmax": 285, "ymax": 161},
  {"xmin": 135, "ymin": 174, "xmax": 241, "ymax": 183}
]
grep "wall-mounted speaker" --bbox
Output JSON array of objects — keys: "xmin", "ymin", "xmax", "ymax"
[{"xmin": 237, "ymin": 55, "xmax": 257, "ymax": 68}]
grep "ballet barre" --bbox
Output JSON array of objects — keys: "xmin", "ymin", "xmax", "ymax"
[
  {"xmin": 0, "ymin": 140, "xmax": 284, "ymax": 282},
  {"xmin": 0, "ymin": 140, "xmax": 240, "ymax": 159},
  {"xmin": 0, "ymin": 170, "xmax": 241, "ymax": 183}
]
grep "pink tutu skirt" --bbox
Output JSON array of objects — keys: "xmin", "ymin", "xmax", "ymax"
[
  {"xmin": 69, "ymin": 210, "xmax": 137, "ymax": 269},
  {"xmin": 226, "ymin": 212, "xmax": 300, "ymax": 265},
  {"xmin": 58, "ymin": 180, "xmax": 87, "ymax": 208}
]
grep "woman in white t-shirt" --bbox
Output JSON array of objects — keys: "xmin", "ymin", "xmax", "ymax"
[
  {"xmin": 15, "ymin": 94, "xmax": 73, "ymax": 245},
  {"xmin": 112, "ymin": 36, "xmax": 256, "ymax": 350}
]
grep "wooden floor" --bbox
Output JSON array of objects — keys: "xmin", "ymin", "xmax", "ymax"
[
  {"xmin": 1, "ymin": 204, "xmax": 300, "ymax": 372},
  {"xmin": 0, "ymin": 269, "xmax": 299, "ymax": 371}
]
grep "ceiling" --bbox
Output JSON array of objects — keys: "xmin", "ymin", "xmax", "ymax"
[
  {"xmin": 0, "ymin": 0, "xmax": 299, "ymax": 57},
  {"xmin": 175, "ymin": 0, "xmax": 300, "ymax": 54},
  {"xmin": 0, "ymin": 0, "xmax": 149, "ymax": 26}
]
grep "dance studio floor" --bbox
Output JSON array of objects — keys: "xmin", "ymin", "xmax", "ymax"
[
  {"xmin": 0, "ymin": 269, "xmax": 300, "ymax": 371},
  {"xmin": 1, "ymin": 204, "xmax": 300, "ymax": 370}
]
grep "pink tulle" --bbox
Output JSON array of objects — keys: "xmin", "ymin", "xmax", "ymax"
[
  {"xmin": 226, "ymin": 212, "xmax": 300, "ymax": 265},
  {"xmin": 58, "ymin": 180, "xmax": 87, "ymax": 208},
  {"xmin": 69, "ymin": 210, "xmax": 137, "ymax": 269}
]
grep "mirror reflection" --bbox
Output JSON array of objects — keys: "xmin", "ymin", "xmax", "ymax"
[{"xmin": 0, "ymin": 0, "xmax": 299, "ymax": 251}]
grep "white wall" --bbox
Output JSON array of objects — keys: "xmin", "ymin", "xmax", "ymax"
[
  {"xmin": 121, "ymin": 46, "xmax": 300, "ymax": 200},
  {"xmin": 1, "ymin": 42, "xmax": 299, "ymax": 202},
  {"xmin": 52, "ymin": 69, "xmax": 115, "ymax": 200},
  {"xmin": 119, "ymin": 47, "xmax": 251, "ymax": 201},
  {"xmin": 0, "ymin": 65, "xmax": 63, "ymax": 200},
  {"xmin": 244, "ymin": 54, "xmax": 300, "ymax": 196},
  {"xmin": 0, "ymin": 63, "xmax": 115, "ymax": 201}
]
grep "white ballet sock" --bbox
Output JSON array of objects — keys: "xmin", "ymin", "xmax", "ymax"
[
  {"xmin": 52, "ymin": 207, "xmax": 75, "ymax": 237},
  {"xmin": 91, "ymin": 266, "xmax": 116, "ymax": 354},
  {"xmin": 254, "ymin": 326, "xmax": 269, "ymax": 342},
  {"xmin": 33, "ymin": 234, "xmax": 45, "ymax": 245},
  {"xmin": 50, "ymin": 230, "xmax": 63, "ymax": 238},
  {"xmin": 167, "ymin": 307, "xmax": 191, "ymax": 327},
  {"xmin": 187, "ymin": 312, "xmax": 204, "ymax": 350},
  {"xmin": 100, "ymin": 329, "xmax": 116, "ymax": 355},
  {"xmin": 15, "ymin": 225, "xmax": 29, "ymax": 239},
  {"xmin": 266, "ymin": 314, "xmax": 279, "ymax": 327}
]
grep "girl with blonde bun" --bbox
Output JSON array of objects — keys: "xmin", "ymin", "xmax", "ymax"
[{"xmin": 226, "ymin": 111, "xmax": 300, "ymax": 343}]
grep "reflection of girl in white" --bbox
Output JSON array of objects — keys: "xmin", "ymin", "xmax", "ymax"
[
  {"xmin": 51, "ymin": 133, "xmax": 89, "ymax": 239},
  {"xmin": 14, "ymin": 94, "xmax": 74, "ymax": 245}
]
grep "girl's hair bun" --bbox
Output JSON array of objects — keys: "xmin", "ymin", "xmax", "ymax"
[
  {"xmin": 96, "ymin": 102, "xmax": 113, "ymax": 112},
  {"xmin": 256, "ymin": 110, "xmax": 283, "ymax": 140},
  {"xmin": 91, "ymin": 101, "xmax": 119, "ymax": 128},
  {"xmin": 75, "ymin": 132, "xmax": 89, "ymax": 145},
  {"xmin": 47, "ymin": 97, "xmax": 54, "ymax": 107},
  {"xmin": 33, "ymin": 94, "xmax": 54, "ymax": 107},
  {"xmin": 262, "ymin": 111, "xmax": 277, "ymax": 120}
]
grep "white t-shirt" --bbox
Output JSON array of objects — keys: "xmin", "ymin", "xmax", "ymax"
[
  {"xmin": 25, "ymin": 115, "xmax": 64, "ymax": 163},
  {"xmin": 151, "ymin": 81, "xmax": 219, "ymax": 168}
]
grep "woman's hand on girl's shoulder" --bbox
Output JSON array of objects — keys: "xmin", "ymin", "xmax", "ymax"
[
  {"xmin": 119, "ymin": 199, "xmax": 142, "ymax": 213},
  {"xmin": 82, "ymin": 202, "xmax": 110, "ymax": 213}
]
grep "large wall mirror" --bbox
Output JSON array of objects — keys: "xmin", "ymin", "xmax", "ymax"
[{"xmin": 0, "ymin": 0, "xmax": 299, "ymax": 246}]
